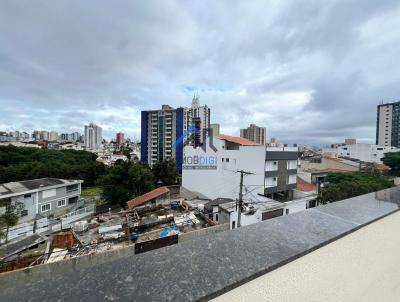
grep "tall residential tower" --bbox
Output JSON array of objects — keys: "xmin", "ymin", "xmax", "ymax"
[
  {"xmin": 84, "ymin": 123, "xmax": 102, "ymax": 150},
  {"xmin": 240, "ymin": 124, "xmax": 266, "ymax": 145},
  {"xmin": 140, "ymin": 96, "xmax": 211, "ymax": 171},
  {"xmin": 376, "ymin": 101, "xmax": 400, "ymax": 147}
]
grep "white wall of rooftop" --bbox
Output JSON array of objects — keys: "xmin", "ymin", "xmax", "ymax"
[
  {"xmin": 183, "ymin": 137, "xmax": 265, "ymax": 200},
  {"xmin": 337, "ymin": 143, "xmax": 400, "ymax": 163},
  {"xmin": 182, "ymin": 137, "xmax": 298, "ymax": 200}
]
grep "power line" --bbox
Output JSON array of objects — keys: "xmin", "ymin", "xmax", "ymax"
[{"xmin": 237, "ymin": 169, "xmax": 254, "ymax": 228}]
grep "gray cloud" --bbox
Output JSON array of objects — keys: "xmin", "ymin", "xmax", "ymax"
[{"xmin": 1, "ymin": 0, "xmax": 400, "ymax": 145}]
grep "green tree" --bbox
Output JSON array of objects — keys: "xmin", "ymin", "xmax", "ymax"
[
  {"xmin": 151, "ymin": 158, "xmax": 179, "ymax": 186},
  {"xmin": 100, "ymin": 161, "xmax": 155, "ymax": 207},
  {"xmin": 121, "ymin": 146, "xmax": 133, "ymax": 160},
  {"xmin": 318, "ymin": 172, "xmax": 393, "ymax": 204},
  {"xmin": 382, "ymin": 152, "xmax": 400, "ymax": 176},
  {"xmin": 0, "ymin": 198, "xmax": 21, "ymax": 244},
  {"xmin": 0, "ymin": 145, "xmax": 105, "ymax": 186}
]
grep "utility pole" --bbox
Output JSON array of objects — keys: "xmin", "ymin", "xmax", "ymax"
[{"xmin": 237, "ymin": 170, "xmax": 254, "ymax": 228}]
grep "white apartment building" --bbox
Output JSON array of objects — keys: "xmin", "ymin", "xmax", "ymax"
[
  {"xmin": 49, "ymin": 131, "xmax": 58, "ymax": 141},
  {"xmin": 337, "ymin": 143, "xmax": 400, "ymax": 163},
  {"xmin": 84, "ymin": 123, "xmax": 103, "ymax": 150},
  {"xmin": 376, "ymin": 101, "xmax": 400, "ymax": 147},
  {"xmin": 188, "ymin": 95, "xmax": 210, "ymax": 146},
  {"xmin": 182, "ymin": 134, "xmax": 298, "ymax": 201}
]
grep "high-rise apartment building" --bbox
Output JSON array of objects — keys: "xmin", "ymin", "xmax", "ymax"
[
  {"xmin": 377, "ymin": 101, "xmax": 400, "ymax": 147},
  {"xmin": 141, "ymin": 105, "xmax": 187, "ymax": 170},
  {"xmin": 240, "ymin": 124, "xmax": 266, "ymax": 145},
  {"xmin": 187, "ymin": 95, "xmax": 210, "ymax": 146},
  {"xmin": 141, "ymin": 97, "xmax": 211, "ymax": 171},
  {"xmin": 344, "ymin": 138, "xmax": 357, "ymax": 145},
  {"xmin": 40, "ymin": 130, "xmax": 49, "ymax": 141},
  {"xmin": 116, "ymin": 132, "xmax": 125, "ymax": 145},
  {"xmin": 210, "ymin": 123, "xmax": 220, "ymax": 137},
  {"xmin": 32, "ymin": 130, "xmax": 40, "ymax": 141},
  {"xmin": 49, "ymin": 131, "xmax": 58, "ymax": 141},
  {"xmin": 84, "ymin": 123, "xmax": 102, "ymax": 150}
]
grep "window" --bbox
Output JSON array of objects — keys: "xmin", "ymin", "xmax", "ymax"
[
  {"xmin": 286, "ymin": 209, "xmax": 289, "ymax": 215},
  {"xmin": 41, "ymin": 203, "xmax": 51, "ymax": 212},
  {"xmin": 57, "ymin": 199, "xmax": 66, "ymax": 207},
  {"xmin": 226, "ymin": 158, "xmax": 229, "ymax": 163},
  {"xmin": 273, "ymin": 161, "xmax": 277, "ymax": 165},
  {"xmin": 66, "ymin": 184, "xmax": 78, "ymax": 193},
  {"xmin": 42, "ymin": 189, "xmax": 56, "ymax": 198},
  {"xmin": 20, "ymin": 209, "xmax": 28, "ymax": 217},
  {"xmin": 215, "ymin": 213, "xmax": 219, "ymax": 222},
  {"xmin": 377, "ymin": 148, "xmax": 383, "ymax": 150},
  {"xmin": 222, "ymin": 158, "xmax": 224, "ymax": 162},
  {"xmin": 232, "ymin": 221, "xmax": 236, "ymax": 229},
  {"xmin": 24, "ymin": 194, "xmax": 31, "ymax": 198}
]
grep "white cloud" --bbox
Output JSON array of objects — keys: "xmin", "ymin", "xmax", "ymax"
[{"xmin": 0, "ymin": 0, "xmax": 400, "ymax": 144}]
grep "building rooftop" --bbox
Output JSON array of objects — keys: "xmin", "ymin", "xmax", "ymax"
[
  {"xmin": 127, "ymin": 186, "xmax": 170, "ymax": 208},
  {"xmin": 1, "ymin": 187, "xmax": 399, "ymax": 301},
  {"xmin": 0, "ymin": 178, "xmax": 82, "ymax": 197},
  {"xmin": 219, "ymin": 134, "xmax": 261, "ymax": 146},
  {"xmin": 296, "ymin": 176, "xmax": 317, "ymax": 192}
]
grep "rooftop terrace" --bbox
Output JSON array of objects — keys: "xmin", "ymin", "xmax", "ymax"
[{"xmin": 1, "ymin": 187, "xmax": 399, "ymax": 301}]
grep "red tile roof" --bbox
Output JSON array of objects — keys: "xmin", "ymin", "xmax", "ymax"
[
  {"xmin": 219, "ymin": 134, "xmax": 261, "ymax": 146},
  {"xmin": 296, "ymin": 177, "xmax": 317, "ymax": 192},
  {"xmin": 127, "ymin": 186, "xmax": 170, "ymax": 209}
]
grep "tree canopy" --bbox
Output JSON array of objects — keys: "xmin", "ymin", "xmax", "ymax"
[
  {"xmin": 382, "ymin": 152, "xmax": 400, "ymax": 176},
  {"xmin": 0, "ymin": 146, "xmax": 181, "ymax": 208},
  {"xmin": 151, "ymin": 158, "xmax": 179, "ymax": 186},
  {"xmin": 0, "ymin": 145, "xmax": 105, "ymax": 186},
  {"xmin": 318, "ymin": 171, "xmax": 393, "ymax": 204},
  {"xmin": 99, "ymin": 161, "xmax": 155, "ymax": 207},
  {"xmin": 0, "ymin": 198, "xmax": 21, "ymax": 243}
]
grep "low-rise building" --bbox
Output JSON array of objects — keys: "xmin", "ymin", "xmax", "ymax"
[
  {"xmin": 96, "ymin": 154, "xmax": 128, "ymax": 166},
  {"xmin": 205, "ymin": 194, "xmax": 315, "ymax": 230},
  {"xmin": 0, "ymin": 178, "xmax": 83, "ymax": 223},
  {"xmin": 182, "ymin": 135, "xmax": 298, "ymax": 201},
  {"xmin": 127, "ymin": 186, "xmax": 170, "ymax": 209},
  {"xmin": 337, "ymin": 143, "xmax": 400, "ymax": 163},
  {"xmin": 299, "ymin": 156, "xmax": 360, "ymax": 172}
]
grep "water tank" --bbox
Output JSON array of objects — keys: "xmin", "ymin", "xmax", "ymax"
[
  {"xmin": 130, "ymin": 232, "xmax": 139, "ymax": 241},
  {"xmin": 198, "ymin": 204, "xmax": 204, "ymax": 211},
  {"xmin": 73, "ymin": 220, "xmax": 88, "ymax": 232}
]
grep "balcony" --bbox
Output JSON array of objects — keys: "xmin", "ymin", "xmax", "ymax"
[{"xmin": 1, "ymin": 187, "xmax": 400, "ymax": 301}]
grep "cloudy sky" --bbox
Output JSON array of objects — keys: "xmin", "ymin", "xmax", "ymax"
[{"xmin": 1, "ymin": 0, "xmax": 400, "ymax": 145}]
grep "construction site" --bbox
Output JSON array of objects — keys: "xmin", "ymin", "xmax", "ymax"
[{"xmin": 0, "ymin": 193, "xmax": 226, "ymax": 274}]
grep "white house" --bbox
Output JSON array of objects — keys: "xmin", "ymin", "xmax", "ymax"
[
  {"xmin": 206, "ymin": 194, "xmax": 315, "ymax": 230},
  {"xmin": 182, "ymin": 135, "xmax": 298, "ymax": 201},
  {"xmin": 337, "ymin": 143, "xmax": 400, "ymax": 163}
]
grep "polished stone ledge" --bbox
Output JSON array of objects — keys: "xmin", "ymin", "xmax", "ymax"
[{"xmin": 1, "ymin": 187, "xmax": 400, "ymax": 302}]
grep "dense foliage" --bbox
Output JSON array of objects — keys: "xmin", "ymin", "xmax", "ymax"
[
  {"xmin": 99, "ymin": 161, "xmax": 155, "ymax": 207},
  {"xmin": 0, "ymin": 146, "xmax": 180, "ymax": 208},
  {"xmin": 382, "ymin": 152, "xmax": 400, "ymax": 176},
  {"xmin": 0, "ymin": 145, "xmax": 105, "ymax": 186},
  {"xmin": 151, "ymin": 158, "xmax": 179, "ymax": 186},
  {"xmin": 318, "ymin": 172, "xmax": 393, "ymax": 204}
]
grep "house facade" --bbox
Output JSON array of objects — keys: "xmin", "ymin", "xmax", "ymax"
[
  {"xmin": 182, "ymin": 135, "xmax": 298, "ymax": 201},
  {"xmin": 0, "ymin": 178, "xmax": 83, "ymax": 223}
]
